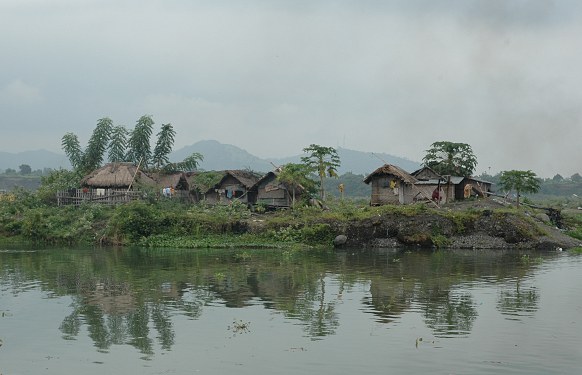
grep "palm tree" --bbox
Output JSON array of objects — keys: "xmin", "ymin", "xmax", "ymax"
[{"xmin": 301, "ymin": 144, "xmax": 341, "ymax": 201}]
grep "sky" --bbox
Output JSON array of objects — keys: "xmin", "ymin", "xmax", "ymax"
[{"xmin": 1, "ymin": 0, "xmax": 581, "ymax": 178}]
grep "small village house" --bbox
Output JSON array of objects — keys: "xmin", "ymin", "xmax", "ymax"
[
  {"xmin": 57, "ymin": 162, "xmax": 157, "ymax": 205},
  {"xmin": 364, "ymin": 164, "xmax": 419, "ymax": 205},
  {"xmin": 151, "ymin": 172, "xmax": 191, "ymax": 201},
  {"xmin": 204, "ymin": 170, "xmax": 261, "ymax": 205},
  {"xmin": 411, "ymin": 166, "xmax": 493, "ymax": 202},
  {"xmin": 252, "ymin": 169, "xmax": 304, "ymax": 209}
]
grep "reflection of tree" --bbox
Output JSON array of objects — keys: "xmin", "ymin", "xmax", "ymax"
[
  {"xmin": 364, "ymin": 278, "xmax": 415, "ymax": 324},
  {"xmin": 151, "ymin": 305, "xmax": 174, "ymax": 350},
  {"xmin": 58, "ymin": 293, "xmax": 176, "ymax": 356},
  {"xmin": 420, "ymin": 288, "xmax": 477, "ymax": 337},
  {"xmin": 497, "ymin": 280, "xmax": 539, "ymax": 318},
  {"xmin": 3, "ymin": 246, "xmax": 548, "ymax": 355},
  {"xmin": 281, "ymin": 275, "xmax": 340, "ymax": 339}
]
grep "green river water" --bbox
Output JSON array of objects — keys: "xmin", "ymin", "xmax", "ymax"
[{"xmin": 1, "ymin": 245, "xmax": 581, "ymax": 374}]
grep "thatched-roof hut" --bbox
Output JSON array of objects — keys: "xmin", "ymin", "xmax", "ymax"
[
  {"xmin": 252, "ymin": 170, "xmax": 304, "ymax": 209},
  {"xmin": 364, "ymin": 164, "xmax": 418, "ymax": 205},
  {"xmin": 205, "ymin": 170, "xmax": 261, "ymax": 205},
  {"xmin": 57, "ymin": 163, "xmax": 156, "ymax": 206},
  {"xmin": 150, "ymin": 172, "xmax": 191, "ymax": 201},
  {"xmin": 80, "ymin": 162, "xmax": 156, "ymax": 189}
]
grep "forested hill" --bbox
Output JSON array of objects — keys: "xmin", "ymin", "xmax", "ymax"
[{"xmin": 171, "ymin": 140, "xmax": 420, "ymax": 175}]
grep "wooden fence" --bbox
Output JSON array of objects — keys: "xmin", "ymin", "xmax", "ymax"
[{"xmin": 56, "ymin": 188, "xmax": 193, "ymax": 206}]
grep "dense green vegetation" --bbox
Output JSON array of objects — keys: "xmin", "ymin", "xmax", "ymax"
[{"xmin": 1, "ymin": 186, "xmax": 581, "ymax": 250}]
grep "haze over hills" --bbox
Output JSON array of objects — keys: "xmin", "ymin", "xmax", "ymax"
[
  {"xmin": 170, "ymin": 140, "xmax": 421, "ymax": 174},
  {"xmin": 1, "ymin": 140, "xmax": 420, "ymax": 175},
  {"xmin": 0, "ymin": 150, "xmax": 71, "ymax": 172}
]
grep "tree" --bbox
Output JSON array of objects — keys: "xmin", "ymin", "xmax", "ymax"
[
  {"xmin": 62, "ymin": 115, "xmax": 203, "ymax": 176},
  {"xmin": 61, "ymin": 132, "xmax": 83, "ymax": 170},
  {"xmin": 422, "ymin": 141, "xmax": 477, "ymax": 177},
  {"xmin": 126, "ymin": 115, "xmax": 154, "ymax": 168},
  {"xmin": 62, "ymin": 117, "xmax": 112, "ymax": 174},
  {"xmin": 571, "ymin": 173, "xmax": 582, "ymax": 183},
  {"xmin": 552, "ymin": 174, "xmax": 564, "ymax": 182},
  {"xmin": 151, "ymin": 123, "xmax": 176, "ymax": 170},
  {"xmin": 81, "ymin": 117, "xmax": 113, "ymax": 173},
  {"xmin": 498, "ymin": 170, "xmax": 541, "ymax": 207},
  {"xmin": 164, "ymin": 152, "xmax": 204, "ymax": 173},
  {"xmin": 277, "ymin": 163, "xmax": 316, "ymax": 208},
  {"xmin": 108, "ymin": 125, "xmax": 128, "ymax": 163},
  {"xmin": 19, "ymin": 164, "xmax": 32, "ymax": 175},
  {"xmin": 301, "ymin": 144, "xmax": 341, "ymax": 201}
]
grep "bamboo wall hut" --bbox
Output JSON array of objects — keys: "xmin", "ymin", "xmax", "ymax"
[
  {"xmin": 204, "ymin": 170, "xmax": 261, "ymax": 205},
  {"xmin": 151, "ymin": 172, "xmax": 191, "ymax": 201},
  {"xmin": 411, "ymin": 166, "xmax": 451, "ymax": 203},
  {"xmin": 450, "ymin": 176, "xmax": 493, "ymax": 200},
  {"xmin": 411, "ymin": 167, "xmax": 493, "ymax": 203},
  {"xmin": 252, "ymin": 170, "xmax": 303, "ymax": 209},
  {"xmin": 57, "ymin": 162, "xmax": 156, "ymax": 205},
  {"xmin": 364, "ymin": 164, "xmax": 418, "ymax": 205}
]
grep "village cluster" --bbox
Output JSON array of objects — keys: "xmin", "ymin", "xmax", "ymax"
[{"xmin": 56, "ymin": 162, "xmax": 493, "ymax": 209}]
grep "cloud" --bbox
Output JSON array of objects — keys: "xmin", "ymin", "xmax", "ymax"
[
  {"xmin": 0, "ymin": 80, "xmax": 43, "ymax": 106},
  {"xmin": 1, "ymin": 1, "xmax": 581, "ymax": 177}
]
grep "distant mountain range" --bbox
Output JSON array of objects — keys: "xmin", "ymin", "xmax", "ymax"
[
  {"xmin": 171, "ymin": 140, "xmax": 420, "ymax": 174},
  {"xmin": 0, "ymin": 140, "xmax": 420, "ymax": 176}
]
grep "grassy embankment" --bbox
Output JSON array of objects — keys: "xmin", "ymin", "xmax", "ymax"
[{"xmin": 1, "ymin": 190, "xmax": 581, "ymax": 251}]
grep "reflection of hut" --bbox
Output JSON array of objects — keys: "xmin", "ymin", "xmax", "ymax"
[
  {"xmin": 151, "ymin": 172, "xmax": 191, "ymax": 201},
  {"xmin": 58, "ymin": 163, "xmax": 156, "ymax": 205},
  {"xmin": 205, "ymin": 170, "xmax": 261, "ymax": 205},
  {"xmin": 364, "ymin": 164, "xmax": 418, "ymax": 205},
  {"xmin": 252, "ymin": 170, "xmax": 303, "ymax": 209}
]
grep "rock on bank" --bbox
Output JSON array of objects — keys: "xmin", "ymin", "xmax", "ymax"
[{"xmin": 327, "ymin": 210, "xmax": 581, "ymax": 250}]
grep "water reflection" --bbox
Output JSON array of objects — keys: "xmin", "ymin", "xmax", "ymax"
[{"xmin": 0, "ymin": 246, "xmax": 551, "ymax": 354}]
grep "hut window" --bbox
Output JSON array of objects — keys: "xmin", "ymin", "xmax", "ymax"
[{"xmin": 382, "ymin": 177, "xmax": 390, "ymax": 188}]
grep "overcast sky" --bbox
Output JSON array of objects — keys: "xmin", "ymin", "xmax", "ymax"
[{"xmin": 1, "ymin": 0, "xmax": 581, "ymax": 177}]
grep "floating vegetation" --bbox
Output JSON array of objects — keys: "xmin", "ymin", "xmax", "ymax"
[
  {"xmin": 228, "ymin": 319, "xmax": 251, "ymax": 335},
  {"xmin": 520, "ymin": 254, "xmax": 543, "ymax": 265}
]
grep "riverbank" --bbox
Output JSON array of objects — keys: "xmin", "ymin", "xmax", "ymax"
[
  {"xmin": 238, "ymin": 199, "xmax": 580, "ymax": 250},
  {"xmin": 1, "ymin": 195, "xmax": 581, "ymax": 250}
]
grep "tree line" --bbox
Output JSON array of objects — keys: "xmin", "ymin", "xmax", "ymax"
[{"xmin": 51, "ymin": 117, "xmax": 564, "ymax": 207}]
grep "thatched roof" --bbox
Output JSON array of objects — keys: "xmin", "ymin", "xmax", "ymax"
[
  {"xmin": 150, "ymin": 172, "xmax": 189, "ymax": 190},
  {"xmin": 363, "ymin": 164, "xmax": 418, "ymax": 184},
  {"xmin": 252, "ymin": 169, "xmax": 305, "ymax": 193},
  {"xmin": 81, "ymin": 162, "xmax": 156, "ymax": 188},
  {"xmin": 215, "ymin": 170, "xmax": 262, "ymax": 189}
]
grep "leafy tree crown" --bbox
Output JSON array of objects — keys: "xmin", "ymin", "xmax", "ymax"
[{"xmin": 422, "ymin": 141, "xmax": 477, "ymax": 177}]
